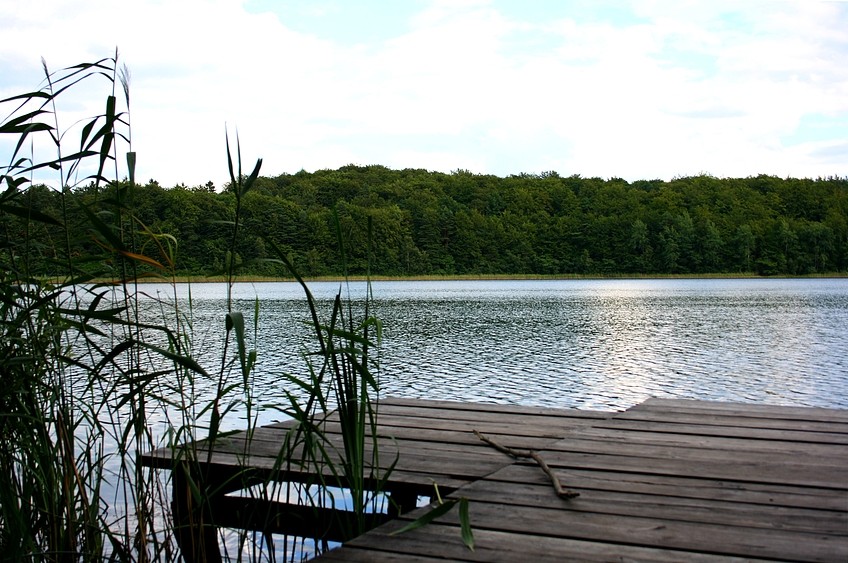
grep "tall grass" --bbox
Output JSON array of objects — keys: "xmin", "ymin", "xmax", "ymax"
[
  {"xmin": 1, "ymin": 53, "xmax": 398, "ymax": 561},
  {"xmin": 267, "ymin": 215, "xmax": 394, "ymax": 539},
  {"xmin": 1, "ymin": 52, "xmax": 172, "ymax": 560}
]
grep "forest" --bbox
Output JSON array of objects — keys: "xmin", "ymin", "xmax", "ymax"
[{"xmin": 15, "ymin": 166, "xmax": 848, "ymax": 278}]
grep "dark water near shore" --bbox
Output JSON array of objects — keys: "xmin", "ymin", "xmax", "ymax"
[{"xmin": 141, "ymin": 278, "xmax": 848, "ymax": 419}]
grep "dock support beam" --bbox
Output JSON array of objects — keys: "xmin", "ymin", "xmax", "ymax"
[{"xmin": 172, "ymin": 463, "xmax": 223, "ymax": 563}]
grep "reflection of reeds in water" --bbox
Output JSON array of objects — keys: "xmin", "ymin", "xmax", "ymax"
[{"xmin": 0, "ymin": 52, "xmax": 392, "ymax": 561}]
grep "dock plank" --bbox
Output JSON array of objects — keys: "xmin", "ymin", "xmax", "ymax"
[
  {"xmin": 249, "ymin": 420, "xmax": 560, "ymax": 451},
  {"xmin": 318, "ymin": 398, "xmax": 848, "ymax": 562},
  {"xmin": 138, "ymin": 397, "xmax": 848, "ymax": 562},
  {"xmin": 536, "ymin": 449, "xmax": 846, "ymax": 488},
  {"xmin": 540, "ymin": 436, "xmax": 848, "ymax": 474},
  {"xmin": 408, "ymin": 496, "xmax": 845, "ymax": 562},
  {"xmin": 612, "ymin": 409, "xmax": 848, "ymax": 434},
  {"xmin": 491, "ymin": 463, "xmax": 846, "ymax": 511},
  {"xmin": 454, "ymin": 474, "xmax": 847, "ymax": 535},
  {"xmin": 334, "ymin": 522, "xmax": 773, "ymax": 563},
  {"xmin": 561, "ymin": 425, "xmax": 848, "ymax": 458},
  {"xmin": 592, "ymin": 417, "xmax": 848, "ymax": 444},
  {"xmin": 633, "ymin": 397, "xmax": 848, "ymax": 423}
]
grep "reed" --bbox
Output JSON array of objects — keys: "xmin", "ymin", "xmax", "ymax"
[
  {"xmin": 265, "ymin": 214, "xmax": 395, "ymax": 539},
  {"xmin": 1, "ymin": 52, "xmax": 170, "ymax": 560},
  {"xmin": 0, "ymin": 53, "xmax": 275, "ymax": 561},
  {"xmin": 1, "ymin": 52, "xmax": 404, "ymax": 561}
]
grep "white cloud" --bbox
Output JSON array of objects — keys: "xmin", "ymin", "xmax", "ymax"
[{"xmin": 1, "ymin": 0, "xmax": 846, "ymax": 186}]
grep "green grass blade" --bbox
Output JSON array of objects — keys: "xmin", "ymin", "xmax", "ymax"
[
  {"xmin": 459, "ymin": 497, "xmax": 474, "ymax": 551},
  {"xmin": 389, "ymin": 498, "xmax": 460, "ymax": 536}
]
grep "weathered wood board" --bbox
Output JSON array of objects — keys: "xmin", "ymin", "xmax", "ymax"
[{"xmin": 139, "ymin": 398, "xmax": 848, "ymax": 562}]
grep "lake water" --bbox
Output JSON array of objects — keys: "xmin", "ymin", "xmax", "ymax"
[
  {"xmin": 121, "ymin": 277, "xmax": 848, "ymax": 559},
  {"xmin": 141, "ymin": 278, "xmax": 848, "ymax": 419}
]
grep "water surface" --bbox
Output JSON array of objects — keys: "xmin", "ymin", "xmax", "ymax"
[{"xmin": 142, "ymin": 278, "xmax": 848, "ymax": 416}]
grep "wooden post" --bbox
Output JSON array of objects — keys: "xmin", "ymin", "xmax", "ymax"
[{"xmin": 171, "ymin": 463, "xmax": 223, "ymax": 563}]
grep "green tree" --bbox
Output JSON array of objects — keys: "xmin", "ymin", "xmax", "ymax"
[
  {"xmin": 734, "ymin": 224, "xmax": 756, "ymax": 273},
  {"xmin": 697, "ymin": 219, "xmax": 724, "ymax": 273},
  {"xmin": 628, "ymin": 219, "xmax": 653, "ymax": 272}
]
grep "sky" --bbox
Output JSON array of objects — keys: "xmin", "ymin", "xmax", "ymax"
[{"xmin": 1, "ymin": 0, "xmax": 847, "ymax": 189}]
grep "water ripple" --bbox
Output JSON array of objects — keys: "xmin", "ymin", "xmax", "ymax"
[{"xmin": 132, "ymin": 278, "xmax": 848, "ymax": 420}]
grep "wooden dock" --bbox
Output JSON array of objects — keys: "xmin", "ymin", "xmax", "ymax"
[{"xmin": 140, "ymin": 398, "xmax": 848, "ymax": 562}]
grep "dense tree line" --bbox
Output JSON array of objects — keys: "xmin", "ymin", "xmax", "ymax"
[{"xmin": 12, "ymin": 166, "xmax": 848, "ymax": 277}]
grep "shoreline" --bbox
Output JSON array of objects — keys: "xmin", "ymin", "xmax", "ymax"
[{"xmin": 123, "ymin": 272, "xmax": 848, "ymax": 283}]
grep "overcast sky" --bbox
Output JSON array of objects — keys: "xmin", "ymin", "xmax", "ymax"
[{"xmin": 2, "ymin": 0, "xmax": 847, "ymax": 188}]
